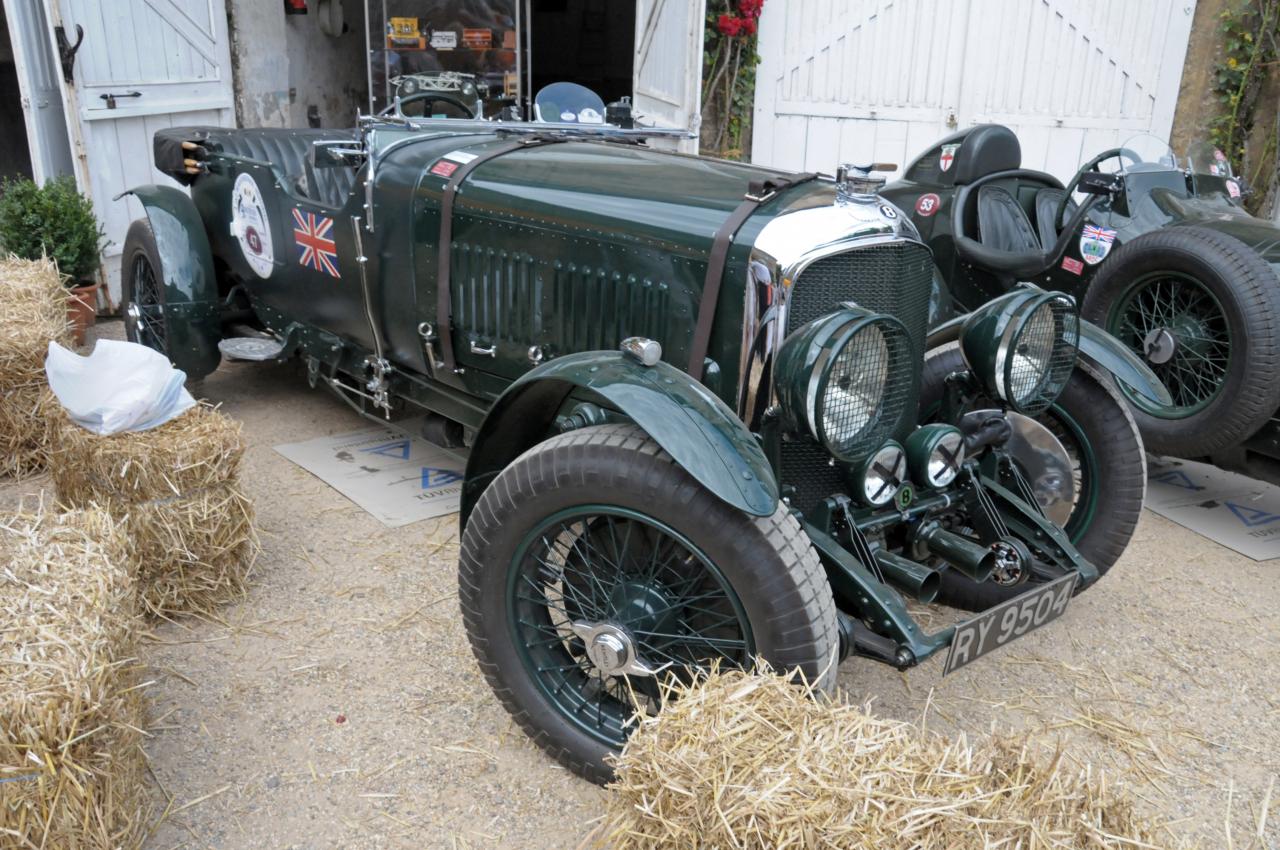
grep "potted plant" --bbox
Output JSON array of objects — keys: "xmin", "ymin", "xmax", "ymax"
[{"xmin": 0, "ymin": 176, "xmax": 106, "ymax": 344}]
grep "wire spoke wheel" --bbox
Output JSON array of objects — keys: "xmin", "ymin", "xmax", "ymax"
[
  {"xmin": 507, "ymin": 506, "xmax": 754, "ymax": 749},
  {"xmin": 127, "ymin": 253, "xmax": 169, "ymax": 355},
  {"xmin": 1108, "ymin": 272, "xmax": 1230, "ymax": 417}
]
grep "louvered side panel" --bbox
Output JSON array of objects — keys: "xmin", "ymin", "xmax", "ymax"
[
  {"xmin": 451, "ymin": 242, "xmax": 543, "ymax": 343},
  {"xmin": 550, "ymin": 264, "xmax": 673, "ymax": 354}
]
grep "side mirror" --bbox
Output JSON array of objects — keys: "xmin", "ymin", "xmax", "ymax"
[
  {"xmin": 1077, "ymin": 171, "xmax": 1122, "ymax": 195},
  {"xmin": 311, "ymin": 140, "xmax": 365, "ymax": 169}
]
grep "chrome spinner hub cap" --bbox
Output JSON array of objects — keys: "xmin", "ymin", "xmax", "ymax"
[
  {"xmin": 570, "ymin": 621, "xmax": 662, "ymax": 678},
  {"xmin": 1142, "ymin": 327, "xmax": 1177, "ymax": 365}
]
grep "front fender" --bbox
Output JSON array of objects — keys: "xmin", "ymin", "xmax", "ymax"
[
  {"xmin": 461, "ymin": 352, "xmax": 778, "ymax": 529},
  {"xmin": 1076, "ymin": 320, "xmax": 1171, "ymax": 407},
  {"xmin": 118, "ymin": 185, "xmax": 221, "ymax": 380}
]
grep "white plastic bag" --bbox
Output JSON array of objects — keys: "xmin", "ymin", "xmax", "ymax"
[{"xmin": 45, "ymin": 340, "xmax": 197, "ymax": 435}]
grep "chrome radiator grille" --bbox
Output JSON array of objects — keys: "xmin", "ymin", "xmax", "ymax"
[
  {"xmin": 781, "ymin": 240, "xmax": 933, "ymax": 512},
  {"xmin": 786, "ymin": 240, "xmax": 934, "ymax": 359}
]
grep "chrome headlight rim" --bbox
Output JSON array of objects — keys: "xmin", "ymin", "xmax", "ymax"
[
  {"xmin": 775, "ymin": 307, "xmax": 915, "ymax": 463},
  {"xmin": 856, "ymin": 440, "xmax": 908, "ymax": 506},
  {"xmin": 962, "ymin": 290, "xmax": 1080, "ymax": 417},
  {"xmin": 905, "ymin": 424, "xmax": 966, "ymax": 489}
]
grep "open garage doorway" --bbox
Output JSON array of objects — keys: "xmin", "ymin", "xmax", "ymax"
[
  {"xmin": 0, "ymin": 6, "xmax": 33, "ymax": 182},
  {"xmin": 527, "ymin": 0, "xmax": 635, "ymax": 106}
]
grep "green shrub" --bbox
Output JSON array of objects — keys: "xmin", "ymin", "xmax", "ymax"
[{"xmin": 0, "ymin": 176, "xmax": 105, "ymax": 285}]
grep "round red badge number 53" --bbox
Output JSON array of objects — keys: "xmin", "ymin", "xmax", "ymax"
[{"xmin": 915, "ymin": 193, "xmax": 941, "ymax": 217}]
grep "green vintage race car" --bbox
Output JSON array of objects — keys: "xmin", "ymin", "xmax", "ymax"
[
  {"xmin": 882, "ymin": 125, "xmax": 1280, "ymax": 481},
  {"xmin": 122, "ymin": 108, "xmax": 1159, "ymax": 781}
]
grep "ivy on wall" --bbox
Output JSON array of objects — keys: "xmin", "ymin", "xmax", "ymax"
[
  {"xmin": 1210, "ymin": 0, "xmax": 1280, "ymax": 212},
  {"xmin": 700, "ymin": 0, "xmax": 764, "ymax": 159}
]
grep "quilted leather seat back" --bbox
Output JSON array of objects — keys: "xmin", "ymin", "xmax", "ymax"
[
  {"xmin": 976, "ymin": 185, "xmax": 1041, "ymax": 253},
  {"xmin": 212, "ymin": 128, "xmax": 358, "ymax": 210}
]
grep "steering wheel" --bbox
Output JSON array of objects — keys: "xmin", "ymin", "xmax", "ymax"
[
  {"xmin": 379, "ymin": 92, "xmax": 476, "ymax": 119},
  {"xmin": 950, "ymin": 167, "xmax": 1107, "ymax": 279},
  {"xmin": 1052, "ymin": 147, "xmax": 1142, "ymax": 234}
]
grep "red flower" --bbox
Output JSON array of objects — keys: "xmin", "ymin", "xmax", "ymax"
[
  {"xmin": 740, "ymin": 16, "xmax": 757, "ymax": 35},
  {"xmin": 717, "ymin": 13, "xmax": 743, "ymax": 36},
  {"xmin": 739, "ymin": 0, "xmax": 764, "ymax": 18}
]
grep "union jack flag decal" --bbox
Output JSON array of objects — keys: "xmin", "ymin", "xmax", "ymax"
[
  {"xmin": 1081, "ymin": 224, "xmax": 1116, "ymax": 244},
  {"xmin": 292, "ymin": 208, "xmax": 340, "ymax": 278}
]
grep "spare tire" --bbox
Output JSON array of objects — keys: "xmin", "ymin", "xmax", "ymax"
[{"xmin": 1081, "ymin": 226, "xmax": 1280, "ymax": 457}]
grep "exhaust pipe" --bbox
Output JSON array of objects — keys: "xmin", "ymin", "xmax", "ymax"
[
  {"xmin": 916, "ymin": 523, "xmax": 996, "ymax": 584},
  {"xmin": 872, "ymin": 548, "xmax": 941, "ymax": 604}
]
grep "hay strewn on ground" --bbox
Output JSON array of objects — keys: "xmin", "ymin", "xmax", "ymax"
[
  {"xmin": 51, "ymin": 404, "xmax": 258, "ymax": 618},
  {"xmin": 0, "ymin": 255, "xmax": 72, "ymax": 478},
  {"xmin": 0, "ymin": 509, "xmax": 150, "ymax": 850},
  {"xmin": 592, "ymin": 667, "xmax": 1193, "ymax": 850}
]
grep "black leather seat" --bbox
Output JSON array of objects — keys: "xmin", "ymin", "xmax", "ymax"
[
  {"xmin": 977, "ymin": 186, "xmax": 1040, "ymax": 253},
  {"xmin": 187, "ymin": 128, "xmax": 359, "ymax": 209},
  {"xmin": 1033, "ymin": 188, "xmax": 1078, "ymax": 248}
]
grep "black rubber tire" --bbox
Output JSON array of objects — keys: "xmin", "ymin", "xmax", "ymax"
[
  {"xmin": 459, "ymin": 424, "xmax": 839, "ymax": 784},
  {"xmin": 120, "ymin": 219, "xmax": 168, "ymax": 356},
  {"xmin": 1081, "ymin": 226, "xmax": 1280, "ymax": 457},
  {"xmin": 919, "ymin": 346, "xmax": 1145, "ymax": 611}
]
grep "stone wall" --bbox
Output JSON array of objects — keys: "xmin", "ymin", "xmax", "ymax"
[{"xmin": 227, "ymin": 0, "xmax": 368, "ymax": 129}]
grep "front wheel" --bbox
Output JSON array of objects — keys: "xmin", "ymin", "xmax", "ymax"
[
  {"xmin": 121, "ymin": 219, "xmax": 170, "ymax": 358},
  {"xmin": 919, "ymin": 347, "xmax": 1145, "ymax": 611},
  {"xmin": 459, "ymin": 424, "xmax": 839, "ymax": 783}
]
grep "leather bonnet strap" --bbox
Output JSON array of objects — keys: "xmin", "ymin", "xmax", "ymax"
[
  {"xmin": 436, "ymin": 136, "xmax": 564, "ymax": 373},
  {"xmin": 686, "ymin": 172, "xmax": 817, "ymax": 381}
]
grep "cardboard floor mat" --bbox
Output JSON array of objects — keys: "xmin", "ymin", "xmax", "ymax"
[
  {"xmin": 276, "ymin": 423, "xmax": 466, "ymax": 527},
  {"xmin": 1146, "ymin": 456, "xmax": 1280, "ymax": 560}
]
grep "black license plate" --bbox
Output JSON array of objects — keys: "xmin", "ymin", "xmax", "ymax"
[{"xmin": 942, "ymin": 573, "xmax": 1078, "ymax": 676}]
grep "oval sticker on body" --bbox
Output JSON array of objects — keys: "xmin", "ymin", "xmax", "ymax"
[{"xmin": 232, "ymin": 173, "xmax": 274, "ymax": 279}]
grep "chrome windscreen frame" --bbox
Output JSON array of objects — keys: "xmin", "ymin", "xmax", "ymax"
[{"xmin": 737, "ymin": 197, "xmax": 927, "ymax": 430}]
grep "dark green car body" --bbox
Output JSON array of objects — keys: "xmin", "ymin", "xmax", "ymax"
[{"xmin": 122, "ymin": 117, "xmax": 1138, "ymax": 689}]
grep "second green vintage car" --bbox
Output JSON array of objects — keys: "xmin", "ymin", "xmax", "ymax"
[{"xmin": 122, "ymin": 107, "xmax": 1160, "ymax": 781}]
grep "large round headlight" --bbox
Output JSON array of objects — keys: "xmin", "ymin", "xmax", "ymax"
[
  {"xmin": 961, "ymin": 291, "xmax": 1079, "ymax": 415},
  {"xmin": 775, "ymin": 308, "xmax": 915, "ymax": 461}
]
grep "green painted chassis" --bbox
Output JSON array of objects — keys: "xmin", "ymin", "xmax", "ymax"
[{"xmin": 126, "ymin": 144, "xmax": 1101, "ymax": 670}]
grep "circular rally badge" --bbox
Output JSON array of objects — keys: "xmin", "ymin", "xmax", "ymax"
[
  {"xmin": 914, "ymin": 193, "xmax": 941, "ymax": 217},
  {"xmin": 232, "ymin": 173, "xmax": 274, "ymax": 279}
]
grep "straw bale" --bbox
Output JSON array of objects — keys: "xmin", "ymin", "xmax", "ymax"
[
  {"xmin": 593, "ymin": 667, "xmax": 1192, "ymax": 850},
  {"xmin": 0, "ymin": 508, "xmax": 150, "ymax": 850},
  {"xmin": 0, "ymin": 385, "xmax": 59, "ymax": 479},
  {"xmin": 0, "ymin": 254, "xmax": 71, "ymax": 391},
  {"xmin": 0, "ymin": 255, "xmax": 73, "ymax": 479},
  {"xmin": 51, "ymin": 403, "xmax": 258, "ymax": 618}
]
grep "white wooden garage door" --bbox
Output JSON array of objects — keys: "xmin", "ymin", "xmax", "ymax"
[
  {"xmin": 46, "ymin": 0, "xmax": 235, "ymax": 304},
  {"xmin": 751, "ymin": 0, "xmax": 1196, "ymax": 181}
]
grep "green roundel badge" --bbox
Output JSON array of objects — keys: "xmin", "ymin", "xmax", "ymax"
[{"xmin": 895, "ymin": 484, "xmax": 914, "ymax": 510}]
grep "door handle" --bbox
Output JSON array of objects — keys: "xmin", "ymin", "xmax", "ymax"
[
  {"xmin": 100, "ymin": 91, "xmax": 142, "ymax": 109},
  {"xmin": 469, "ymin": 341, "xmax": 497, "ymax": 357}
]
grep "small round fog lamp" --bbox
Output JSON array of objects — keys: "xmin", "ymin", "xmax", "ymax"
[
  {"xmin": 905, "ymin": 424, "xmax": 966, "ymax": 489},
  {"xmin": 857, "ymin": 441, "xmax": 907, "ymax": 506}
]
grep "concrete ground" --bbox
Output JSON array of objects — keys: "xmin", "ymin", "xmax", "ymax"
[{"xmin": 3, "ymin": 319, "xmax": 1276, "ymax": 849}]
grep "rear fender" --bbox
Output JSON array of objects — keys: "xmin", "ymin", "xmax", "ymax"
[
  {"xmin": 119, "ymin": 185, "xmax": 222, "ymax": 380},
  {"xmin": 461, "ymin": 352, "xmax": 778, "ymax": 530}
]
